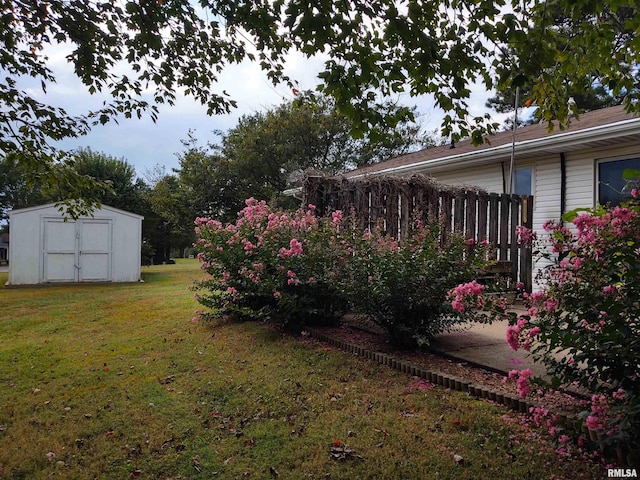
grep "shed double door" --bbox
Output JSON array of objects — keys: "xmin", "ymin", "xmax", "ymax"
[{"xmin": 43, "ymin": 218, "xmax": 112, "ymax": 282}]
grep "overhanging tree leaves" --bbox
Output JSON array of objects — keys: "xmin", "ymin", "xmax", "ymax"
[{"xmin": 3, "ymin": 0, "xmax": 640, "ymax": 208}]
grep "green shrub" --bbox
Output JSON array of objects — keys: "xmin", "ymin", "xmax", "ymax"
[
  {"xmin": 192, "ymin": 199, "xmax": 491, "ymax": 346},
  {"xmin": 337, "ymin": 222, "xmax": 491, "ymax": 347}
]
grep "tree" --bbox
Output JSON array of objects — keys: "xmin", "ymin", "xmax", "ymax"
[
  {"xmin": 173, "ymin": 94, "xmax": 424, "ymax": 222},
  {"xmin": 3, "ymin": 0, "xmax": 640, "ymax": 209},
  {"xmin": 69, "ymin": 148, "xmax": 145, "ymax": 212},
  {"xmin": 0, "ymin": 154, "xmax": 48, "ymax": 222},
  {"xmin": 144, "ymin": 173, "xmax": 194, "ymax": 262},
  {"xmin": 486, "ymin": 10, "xmax": 634, "ymax": 130},
  {"xmin": 494, "ymin": 3, "xmax": 640, "ymax": 128},
  {"xmin": 220, "ymin": 93, "xmax": 423, "ymax": 190},
  {"xmin": 486, "ymin": 81, "xmax": 623, "ymax": 130}
]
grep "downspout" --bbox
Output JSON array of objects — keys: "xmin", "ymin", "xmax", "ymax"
[
  {"xmin": 501, "ymin": 162, "xmax": 507, "ymax": 194},
  {"xmin": 560, "ymin": 153, "xmax": 567, "ymax": 223}
]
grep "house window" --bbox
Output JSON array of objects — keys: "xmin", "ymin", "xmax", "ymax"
[
  {"xmin": 597, "ymin": 158, "xmax": 640, "ymax": 206},
  {"xmin": 513, "ymin": 166, "xmax": 533, "ymax": 196}
]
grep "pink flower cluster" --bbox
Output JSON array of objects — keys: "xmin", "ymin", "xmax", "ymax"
[
  {"xmin": 448, "ymin": 280, "xmax": 486, "ymax": 313},
  {"xmin": 237, "ymin": 198, "xmax": 271, "ymax": 226},
  {"xmin": 515, "ymin": 225, "xmax": 537, "ymax": 246},
  {"xmin": 543, "ymin": 220, "xmax": 572, "ymax": 253},
  {"xmin": 507, "ymin": 368, "xmax": 533, "ymax": 399},
  {"xmin": 287, "ymin": 270, "xmax": 300, "ymax": 286},
  {"xmin": 506, "ymin": 317, "xmax": 529, "ymax": 351},
  {"xmin": 585, "ymin": 394, "xmax": 609, "ymax": 431},
  {"xmin": 506, "ymin": 324, "xmax": 521, "ymax": 351},
  {"xmin": 278, "ymin": 238, "xmax": 304, "ymax": 259}
]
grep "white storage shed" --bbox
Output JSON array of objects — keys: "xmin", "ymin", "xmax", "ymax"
[{"xmin": 7, "ymin": 203, "xmax": 143, "ymax": 285}]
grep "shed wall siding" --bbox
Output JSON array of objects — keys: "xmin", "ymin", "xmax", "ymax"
[
  {"xmin": 8, "ymin": 204, "xmax": 142, "ymax": 285},
  {"xmin": 111, "ymin": 213, "xmax": 142, "ymax": 282},
  {"xmin": 8, "ymin": 207, "xmax": 46, "ymax": 284}
]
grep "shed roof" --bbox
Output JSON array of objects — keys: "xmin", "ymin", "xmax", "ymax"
[
  {"xmin": 345, "ymin": 105, "xmax": 640, "ymax": 178},
  {"xmin": 8, "ymin": 202, "xmax": 144, "ymax": 220}
]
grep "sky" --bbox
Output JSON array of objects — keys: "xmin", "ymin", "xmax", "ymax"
[{"xmin": 29, "ymin": 45, "xmax": 506, "ymax": 180}]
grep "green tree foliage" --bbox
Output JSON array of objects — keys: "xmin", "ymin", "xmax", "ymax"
[
  {"xmin": 496, "ymin": 2, "xmax": 640, "ymax": 128},
  {"xmin": 3, "ymin": 0, "xmax": 640, "ymax": 209},
  {"xmin": 487, "ymin": 13, "xmax": 634, "ymax": 130},
  {"xmin": 172, "ymin": 95, "xmax": 423, "ymax": 222},
  {"xmin": 175, "ymin": 134, "xmax": 250, "ymax": 223},
  {"xmin": 219, "ymin": 93, "xmax": 423, "ymax": 178},
  {"xmin": 144, "ymin": 172, "xmax": 194, "ymax": 263},
  {"xmin": 486, "ymin": 81, "xmax": 623, "ymax": 129},
  {"xmin": 0, "ymin": 155, "xmax": 48, "ymax": 222},
  {"xmin": 70, "ymin": 148, "xmax": 143, "ymax": 212}
]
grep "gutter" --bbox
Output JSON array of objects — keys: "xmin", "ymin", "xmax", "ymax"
[{"xmin": 348, "ymin": 117, "xmax": 640, "ymax": 179}]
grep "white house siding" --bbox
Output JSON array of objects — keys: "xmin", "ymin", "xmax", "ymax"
[
  {"xmin": 430, "ymin": 158, "xmax": 562, "ymax": 291},
  {"xmin": 525, "ymin": 156, "xmax": 560, "ymax": 289},
  {"xmin": 567, "ymin": 143, "xmax": 640, "ymax": 213},
  {"xmin": 8, "ymin": 204, "xmax": 142, "ymax": 285},
  {"xmin": 428, "ymin": 163, "xmax": 505, "ymax": 193},
  {"xmin": 564, "ymin": 152, "xmax": 596, "ymax": 215},
  {"xmin": 530, "ymin": 157, "xmax": 562, "ymax": 232}
]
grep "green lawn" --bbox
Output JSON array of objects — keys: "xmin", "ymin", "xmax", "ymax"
[{"xmin": 0, "ymin": 260, "xmax": 601, "ymax": 479}]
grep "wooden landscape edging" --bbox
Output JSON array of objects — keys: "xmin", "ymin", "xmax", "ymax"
[
  {"xmin": 303, "ymin": 174, "xmax": 534, "ymax": 292},
  {"xmin": 307, "ymin": 328, "xmax": 633, "ymax": 467}
]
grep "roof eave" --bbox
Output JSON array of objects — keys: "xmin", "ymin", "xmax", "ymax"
[{"xmin": 350, "ymin": 117, "xmax": 640, "ymax": 178}]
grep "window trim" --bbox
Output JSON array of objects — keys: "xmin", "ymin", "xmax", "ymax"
[{"xmin": 512, "ymin": 165, "xmax": 534, "ymax": 197}]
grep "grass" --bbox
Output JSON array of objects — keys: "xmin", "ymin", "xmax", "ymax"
[{"xmin": 0, "ymin": 260, "xmax": 602, "ymax": 479}]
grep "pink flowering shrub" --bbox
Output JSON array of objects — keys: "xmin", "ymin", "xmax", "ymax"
[
  {"xmin": 193, "ymin": 198, "xmax": 492, "ymax": 345},
  {"xmin": 191, "ymin": 198, "xmax": 350, "ymax": 328},
  {"xmin": 336, "ymin": 221, "xmax": 492, "ymax": 348},
  {"xmin": 450, "ymin": 174, "xmax": 640, "ymax": 455}
]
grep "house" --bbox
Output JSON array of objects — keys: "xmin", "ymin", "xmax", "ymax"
[
  {"xmin": 0, "ymin": 232, "xmax": 8, "ymax": 265},
  {"xmin": 346, "ymin": 105, "xmax": 640, "ymax": 243},
  {"xmin": 7, "ymin": 203, "xmax": 143, "ymax": 286}
]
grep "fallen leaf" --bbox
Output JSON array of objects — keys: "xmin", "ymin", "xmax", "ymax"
[
  {"xmin": 453, "ymin": 454, "xmax": 464, "ymax": 464},
  {"xmin": 193, "ymin": 455, "xmax": 201, "ymax": 472},
  {"xmin": 270, "ymin": 466, "xmax": 279, "ymax": 477},
  {"xmin": 329, "ymin": 443, "xmax": 364, "ymax": 461}
]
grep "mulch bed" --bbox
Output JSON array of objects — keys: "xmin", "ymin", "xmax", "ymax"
[{"xmin": 304, "ymin": 317, "xmax": 589, "ymax": 420}]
